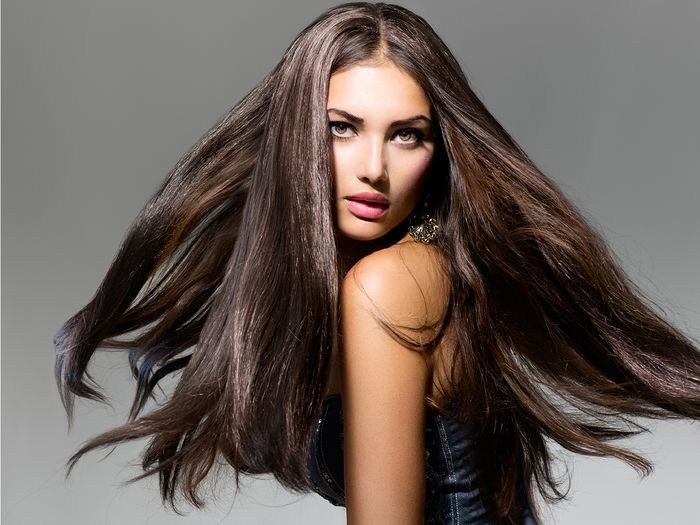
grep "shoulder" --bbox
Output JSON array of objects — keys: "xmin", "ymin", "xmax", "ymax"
[
  {"xmin": 341, "ymin": 240, "xmax": 450, "ymax": 339},
  {"xmin": 338, "ymin": 241, "xmax": 450, "ymax": 520}
]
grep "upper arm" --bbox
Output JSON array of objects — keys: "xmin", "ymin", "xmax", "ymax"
[{"xmin": 339, "ymin": 247, "xmax": 446, "ymax": 525}]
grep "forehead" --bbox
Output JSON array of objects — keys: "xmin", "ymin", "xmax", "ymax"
[{"xmin": 326, "ymin": 62, "xmax": 430, "ymax": 118}]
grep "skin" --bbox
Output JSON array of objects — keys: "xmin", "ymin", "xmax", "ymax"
[
  {"xmin": 325, "ymin": 60, "xmax": 451, "ymax": 524},
  {"xmin": 326, "ymin": 60, "xmax": 436, "ymax": 274},
  {"xmin": 323, "ymin": 59, "xmax": 441, "ymax": 396}
]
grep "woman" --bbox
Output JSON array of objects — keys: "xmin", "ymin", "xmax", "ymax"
[{"xmin": 53, "ymin": 3, "xmax": 700, "ymax": 524}]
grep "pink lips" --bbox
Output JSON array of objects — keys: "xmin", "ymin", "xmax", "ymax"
[
  {"xmin": 346, "ymin": 192, "xmax": 390, "ymax": 205},
  {"xmin": 343, "ymin": 195, "xmax": 389, "ymax": 219}
]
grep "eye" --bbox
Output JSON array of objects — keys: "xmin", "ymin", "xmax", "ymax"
[
  {"xmin": 328, "ymin": 122, "xmax": 425, "ymax": 145},
  {"xmin": 393, "ymin": 128, "xmax": 424, "ymax": 145},
  {"xmin": 329, "ymin": 122, "xmax": 355, "ymax": 139}
]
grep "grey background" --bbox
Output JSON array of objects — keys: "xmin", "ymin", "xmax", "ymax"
[{"xmin": 3, "ymin": 0, "xmax": 700, "ymax": 523}]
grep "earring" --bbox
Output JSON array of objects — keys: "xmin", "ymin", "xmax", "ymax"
[{"xmin": 407, "ymin": 192, "xmax": 440, "ymax": 244}]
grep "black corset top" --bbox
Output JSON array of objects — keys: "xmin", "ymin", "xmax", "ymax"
[{"xmin": 307, "ymin": 394, "xmax": 538, "ymax": 524}]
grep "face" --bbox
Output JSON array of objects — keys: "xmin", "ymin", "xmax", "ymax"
[{"xmin": 326, "ymin": 61, "xmax": 435, "ymax": 242}]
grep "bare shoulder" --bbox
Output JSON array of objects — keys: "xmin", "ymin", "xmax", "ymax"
[
  {"xmin": 341, "ymin": 240, "xmax": 451, "ymax": 339},
  {"xmin": 338, "ymin": 239, "xmax": 451, "ymax": 522}
]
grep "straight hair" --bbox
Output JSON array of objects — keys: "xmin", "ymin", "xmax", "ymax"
[{"xmin": 54, "ymin": 3, "xmax": 700, "ymax": 522}]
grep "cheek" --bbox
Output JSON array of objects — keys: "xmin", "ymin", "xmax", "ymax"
[
  {"xmin": 393, "ymin": 150, "xmax": 433, "ymax": 195},
  {"xmin": 330, "ymin": 146, "xmax": 354, "ymax": 188}
]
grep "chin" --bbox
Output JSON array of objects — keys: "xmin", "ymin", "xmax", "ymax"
[
  {"xmin": 336, "ymin": 220, "xmax": 392, "ymax": 242},
  {"xmin": 337, "ymin": 219, "xmax": 411, "ymax": 244},
  {"xmin": 338, "ymin": 229, "xmax": 387, "ymax": 242}
]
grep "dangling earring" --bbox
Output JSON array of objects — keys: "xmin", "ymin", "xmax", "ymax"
[{"xmin": 407, "ymin": 192, "xmax": 440, "ymax": 244}]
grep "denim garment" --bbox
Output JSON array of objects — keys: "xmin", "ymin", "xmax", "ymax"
[{"xmin": 307, "ymin": 394, "xmax": 538, "ymax": 524}]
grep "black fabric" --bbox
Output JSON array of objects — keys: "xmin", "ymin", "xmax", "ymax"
[{"xmin": 307, "ymin": 394, "xmax": 538, "ymax": 524}]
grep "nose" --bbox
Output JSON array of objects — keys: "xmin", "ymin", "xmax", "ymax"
[{"xmin": 358, "ymin": 137, "xmax": 387, "ymax": 183}]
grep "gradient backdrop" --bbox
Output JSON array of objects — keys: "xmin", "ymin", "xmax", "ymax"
[{"xmin": 3, "ymin": 1, "xmax": 699, "ymax": 524}]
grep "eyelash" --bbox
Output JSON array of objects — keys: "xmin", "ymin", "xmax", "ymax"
[{"xmin": 328, "ymin": 121, "xmax": 425, "ymax": 145}]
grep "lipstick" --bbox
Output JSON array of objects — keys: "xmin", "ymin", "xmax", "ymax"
[
  {"xmin": 346, "ymin": 192, "xmax": 390, "ymax": 205},
  {"xmin": 344, "ymin": 198, "xmax": 389, "ymax": 219}
]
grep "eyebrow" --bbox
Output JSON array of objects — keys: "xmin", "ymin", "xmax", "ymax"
[{"xmin": 326, "ymin": 108, "xmax": 432, "ymax": 127}]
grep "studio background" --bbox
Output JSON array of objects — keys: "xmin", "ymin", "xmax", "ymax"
[{"xmin": 3, "ymin": 1, "xmax": 699, "ymax": 524}]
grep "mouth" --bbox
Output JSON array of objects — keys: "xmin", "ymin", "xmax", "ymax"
[
  {"xmin": 343, "ymin": 198, "xmax": 389, "ymax": 219},
  {"xmin": 345, "ymin": 192, "xmax": 390, "ymax": 205}
]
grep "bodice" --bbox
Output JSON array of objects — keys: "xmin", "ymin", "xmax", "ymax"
[{"xmin": 307, "ymin": 394, "xmax": 538, "ymax": 524}]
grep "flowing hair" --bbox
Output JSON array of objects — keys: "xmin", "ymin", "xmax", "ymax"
[{"xmin": 54, "ymin": 2, "xmax": 700, "ymax": 522}]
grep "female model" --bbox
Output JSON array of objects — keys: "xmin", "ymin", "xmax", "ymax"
[{"xmin": 54, "ymin": 3, "xmax": 700, "ymax": 524}]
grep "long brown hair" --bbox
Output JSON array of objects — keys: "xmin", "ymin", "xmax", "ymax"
[{"xmin": 54, "ymin": 2, "xmax": 700, "ymax": 522}]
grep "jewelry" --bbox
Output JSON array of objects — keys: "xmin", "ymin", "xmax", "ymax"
[{"xmin": 407, "ymin": 192, "xmax": 440, "ymax": 244}]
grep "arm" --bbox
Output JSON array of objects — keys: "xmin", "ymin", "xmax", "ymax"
[{"xmin": 340, "ymin": 248, "xmax": 444, "ymax": 525}]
